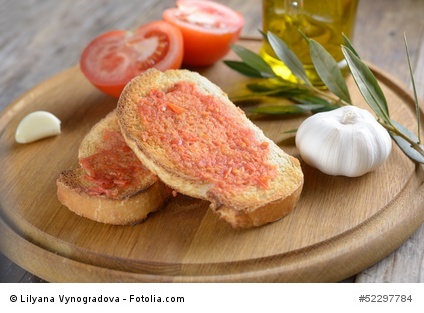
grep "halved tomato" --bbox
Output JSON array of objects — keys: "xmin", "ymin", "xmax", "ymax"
[
  {"xmin": 163, "ymin": 0, "xmax": 245, "ymax": 66},
  {"xmin": 80, "ymin": 21, "xmax": 184, "ymax": 98}
]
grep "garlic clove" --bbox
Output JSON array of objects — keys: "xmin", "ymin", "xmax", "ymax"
[{"xmin": 15, "ymin": 111, "xmax": 61, "ymax": 144}]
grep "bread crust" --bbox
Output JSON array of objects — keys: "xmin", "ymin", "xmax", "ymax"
[
  {"xmin": 56, "ymin": 110, "xmax": 172, "ymax": 225},
  {"xmin": 117, "ymin": 68, "xmax": 304, "ymax": 228},
  {"xmin": 56, "ymin": 169, "xmax": 170, "ymax": 225}
]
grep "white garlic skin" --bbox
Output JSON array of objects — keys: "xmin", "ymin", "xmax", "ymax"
[{"xmin": 295, "ymin": 106, "xmax": 392, "ymax": 177}]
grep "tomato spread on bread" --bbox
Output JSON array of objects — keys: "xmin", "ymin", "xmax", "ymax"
[
  {"xmin": 79, "ymin": 129, "xmax": 151, "ymax": 198},
  {"xmin": 137, "ymin": 81, "xmax": 278, "ymax": 195}
]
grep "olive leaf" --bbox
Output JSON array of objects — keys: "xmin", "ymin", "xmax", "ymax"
[
  {"xmin": 229, "ymin": 82, "xmax": 304, "ymax": 102},
  {"xmin": 390, "ymin": 120, "xmax": 424, "ymax": 163},
  {"xmin": 404, "ymin": 33, "xmax": 421, "ymax": 143},
  {"xmin": 228, "ymin": 44, "xmax": 276, "ymax": 78},
  {"xmin": 292, "ymin": 95, "xmax": 339, "ymax": 113},
  {"xmin": 308, "ymin": 39, "xmax": 352, "ymax": 104},
  {"xmin": 249, "ymin": 104, "xmax": 326, "ymax": 115},
  {"xmin": 342, "ymin": 34, "xmax": 360, "ymax": 58},
  {"xmin": 245, "ymin": 81, "xmax": 336, "ymax": 109},
  {"xmin": 223, "ymin": 60, "xmax": 270, "ymax": 78},
  {"xmin": 245, "ymin": 79, "xmax": 298, "ymax": 92},
  {"xmin": 387, "ymin": 33, "xmax": 424, "ymax": 163},
  {"xmin": 265, "ymin": 31, "xmax": 312, "ymax": 86},
  {"xmin": 247, "ymin": 83, "xmax": 306, "ymax": 97},
  {"xmin": 342, "ymin": 46, "xmax": 391, "ymax": 124}
]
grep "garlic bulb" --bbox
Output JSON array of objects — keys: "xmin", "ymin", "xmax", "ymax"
[{"xmin": 295, "ymin": 106, "xmax": 392, "ymax": 177}]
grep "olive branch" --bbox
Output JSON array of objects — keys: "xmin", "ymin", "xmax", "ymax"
[{"xmin": 224, "ymin": 31, "xmax": 424, "ymax": 164}]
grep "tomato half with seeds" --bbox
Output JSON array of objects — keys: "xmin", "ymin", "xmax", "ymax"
[
  {"xmin": 80, "ymin": 21, "xmax": 184, "ymax": 98},
  {"xmin": 163, "ymin": 0, "xmax": 245, "ymax": 66}
]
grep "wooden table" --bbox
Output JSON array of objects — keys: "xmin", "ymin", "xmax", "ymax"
[{"xmin": 1, "ymin": 0, "xmax": 423, "ymax": 283}]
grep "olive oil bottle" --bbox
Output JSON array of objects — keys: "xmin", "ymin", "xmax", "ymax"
[{"xmin": 260, "ymin": 0, "xmax": 359, "ymax": 85}]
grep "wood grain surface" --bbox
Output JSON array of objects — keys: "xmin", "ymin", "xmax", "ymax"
[{"xmin": 1, "ymin": 0, "xmax": 424, "ymax": 283}]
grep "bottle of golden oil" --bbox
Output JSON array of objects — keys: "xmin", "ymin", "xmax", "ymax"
[{"xmin": 260, "ymin": 0, "xmax": 359, "ymax": 86}]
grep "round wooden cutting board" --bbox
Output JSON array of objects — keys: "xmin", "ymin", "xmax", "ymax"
[{"xmin": 1, "ymin": 39, "xmax": 424, "ymax": 282}]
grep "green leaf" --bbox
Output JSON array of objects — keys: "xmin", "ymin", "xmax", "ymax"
[
  {"xmin": 230, "ymin": 93, "xmax": 268, "ymax": 103},
  {"xmin": 342, "ymin": 34, "xmax": 360, "ymax": 58},
  {"xmin": 297, "ymin": 104, "xmax": 328, "ymax": 111},
  {"xmin": 274, "ymin": 89, "xmax": 314, "ymax": 98},
  {"xmin": 390, "ymin": 120, "xmax": 424, "ymax": 163},
  {"xmin": 292, "ymin": 93, "xmax": 340, "ymax": 111},
  {"xmin": 342, "ymin": 46, "xmax": 391, "ymax": 123},
  {"xmin": 245, "ymin": 83, "xmax": 290, "ymax": 93},
  {"xmin": 404, "ymin": 33, "xmax": 421, "ymax": 143},
  {"xmin": 245, "ymin": 81, "xmax": 314, "ymax": 99},
  {"xmin": 244, "ymin": 79, "xmax": 341, "ymax": 110},
  {"xmin": 266, "ymin": 31, "xmax": 312, "ymax": 86},
  {"xmin": 310, "ymin": 105, "xmax": 341, "ymax": 113},
  {"xmin": 292, "ymin": 93, "xmax": 332, "ymax": 105},
  {"xmin": 248, "ymin": 86, "xmax": 303, "ymax": 96},
  {"xmin": 230, "ymin": 44, "xmax": 276, "ymax": 78},
  {"xmin": 245, "ymin": 79, "xmax": 296, "ymax": 92},
  {"xmin": 223, "ymin": 60, "xmax": 268, "ymax": 78},
  {"xmin": 309, "ymin": 39, "xmax": 352, "ymax": 104},
  {"xmin": 250, "ymin": 104, "xmax": 325, "ymax": 115}
]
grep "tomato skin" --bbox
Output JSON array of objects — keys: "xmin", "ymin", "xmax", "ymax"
[
  {"xmin": 163, "ymin": 0, "xmax": 245, "ymax": 66},
  {"xmin": 80, "ymin": 21, "xmax": 184, "ymax": 98}
]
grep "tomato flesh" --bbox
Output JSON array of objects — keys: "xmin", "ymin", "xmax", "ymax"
[
  {"xmin": 80, "ymin": 21, "xmax": 183, "ymax": 98},
  {"xmin": 163, "ymin": 0, "xmax": 245, "ymax": 66}
]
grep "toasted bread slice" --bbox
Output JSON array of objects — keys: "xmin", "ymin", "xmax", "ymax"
[
  {"xmin": 117, "ymin": 69, "xmax": 303, "ymax": 228},
  {"xmin": 56, "ymin": 110, "xmax": 171, "ymax": 225}
]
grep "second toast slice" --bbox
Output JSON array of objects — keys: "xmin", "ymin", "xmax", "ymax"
[{"xmin": 56, "ymin": 110, "xmax": 171, "ymax": 225}]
